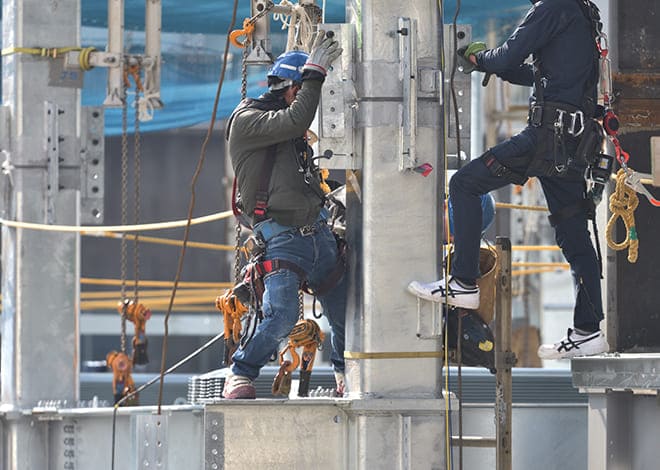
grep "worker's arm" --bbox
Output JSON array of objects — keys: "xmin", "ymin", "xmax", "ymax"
[{"xmin": 473, "ymin": 0, "xmax": 567, "ymax": 82}]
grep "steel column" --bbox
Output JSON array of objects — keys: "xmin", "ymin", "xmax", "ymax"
[{"xmin": 1, "ymin": 0, "xmax": 81, "ymax": 467}]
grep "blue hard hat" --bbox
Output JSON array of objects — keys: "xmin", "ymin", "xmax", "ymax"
[
  {"xmin": 448, "ymin": 193, "xmax": 496, "ymax": 236},
  {"xmin": 267, "ymin": 50, "xmax": 309, "ymax": 84}
]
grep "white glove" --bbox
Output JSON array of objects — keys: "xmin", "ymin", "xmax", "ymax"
[{"xmin": 303, "ymin": 30, "xmax": 342, "ymax": 76}]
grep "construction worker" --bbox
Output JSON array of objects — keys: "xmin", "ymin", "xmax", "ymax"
[
  {"xmin": 223, "ymin": 32, "xmax": 346, "ymax": 399},
  {"xmin": 408, "ymin": 0, "xmax": 609, "ymax": 359}
]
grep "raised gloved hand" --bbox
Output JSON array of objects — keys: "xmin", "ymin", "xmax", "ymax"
[
  {"xmin": 303, "ymin": 30, "xmax": 342, "ymax": 76},
  {"xmin": 456, "ymin": 41, "xmax": 487, "ymax": 74}
]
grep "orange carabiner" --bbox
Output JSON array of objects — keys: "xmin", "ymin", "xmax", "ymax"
[{"xmin": 229, "ymin": 18, "xmax": 255, "ymax": 49}]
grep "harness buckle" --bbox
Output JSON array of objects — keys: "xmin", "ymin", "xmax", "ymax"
[
  {"xmin": 568, "ymin": 110, "xmax": 584, "ymax": 137},
  {"xmin": 299, "ymin": 225, "xmax": 315, "ymax": 236},
  {"xmin": 529, "ymin": 104, "xmax": 543, "ymax": 127}
]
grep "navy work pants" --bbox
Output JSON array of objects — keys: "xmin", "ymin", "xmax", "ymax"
[{"xmin": 449, "ymin": 127, "xmax": 604, "ymax": 332}]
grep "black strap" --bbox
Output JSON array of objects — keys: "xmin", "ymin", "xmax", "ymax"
[{"xmin": 252, "ymin": 144, "xmax": 278, "ymax": 225}]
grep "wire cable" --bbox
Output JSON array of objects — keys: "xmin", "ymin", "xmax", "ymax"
[{"xmin": 155, "ymin": 0, "xmax": 241, "ymax": 416}]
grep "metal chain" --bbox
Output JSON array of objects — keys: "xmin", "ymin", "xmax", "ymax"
[
  {"xmin": 133, "ymin": 65, "xmax": 142, "ymax": 304},
  {"xmin": 119, "ymin": 63, "xmax": 129, "ymax": 354},
  {"xmin": 233, "ymin": 223, "xmax": 242, "ymax": 283},
  {"xmin": 298, "ymin": 290, "xmax": 304, "ymax": 320},
  {"xmin": 241, "ymin": 42, "xmax": 249, "ymax": 100},
  {"xmin": 232, "ymin": 38, "xmax": 251, "ymax": 285}
]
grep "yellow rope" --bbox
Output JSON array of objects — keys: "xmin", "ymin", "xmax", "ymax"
[
  {"xmin": 81, "ymin": 288, "xmax": 222, "ymax": 300},
  {"xmin": 512, "ymin": 267, "xmax": 568, "ymax": 276},
  {"xmin": 0, "ymin": 210, "xmax": 233, "ymax": 233},
  {"xmin": 495, "ymin": 202, "xmax": 548, "ymax": 212},
  {"xmin": 83, "ymin": 231, "xmax": 236, "ymax": 252},
  {"xmin": 81, "ymin": 277, "xmax": 231, "ymax": 289},
  {"xmin": 1, "ymin": 46, "xmax": 96, "ymax": 70},
  {"xmin": 512, "ymin": 245, "xmax": 560, "ymax": 252},
  {"xmin": 512, "ymin": 261, "xmax": 569, "ymax": 268},
  {"xmin": 606, "ymin": 169, "xmax": 639, "ymax": 263}
]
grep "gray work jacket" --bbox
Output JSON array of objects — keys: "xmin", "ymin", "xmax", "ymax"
[{"xmin": 227, "ymin": 79, "xmax": 325, "ymax": 228}]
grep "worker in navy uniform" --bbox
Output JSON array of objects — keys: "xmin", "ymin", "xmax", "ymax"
[
  {"xmin": 409, "ymin": 0, "xmax": 609, "ymax": 359},
  {"xmin": 223, "ymin": 33, "xmax": 347, "ymax": 398}
]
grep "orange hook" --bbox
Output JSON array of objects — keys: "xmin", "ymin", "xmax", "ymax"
[{"xmin": 229, "ymin": 18, "xmax": 256, "ymax": 49}]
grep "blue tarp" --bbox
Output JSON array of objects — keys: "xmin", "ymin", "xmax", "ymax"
[{"xmin": 2, "ymin": 1, "xmax": 529, "ymax": 135}]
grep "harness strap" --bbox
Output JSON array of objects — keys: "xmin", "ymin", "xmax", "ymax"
[
  {"xmin": 257, "ymin": 258, "xmax": 307, "ymax": 279},
  {"xmin": 252, "ymin": 144, "xmax": 278, "ymax": 225}
]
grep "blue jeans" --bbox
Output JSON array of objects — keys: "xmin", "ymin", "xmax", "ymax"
[
  {"xmin": 231, "ymin": 220, "xmax": 346, "ymax": 380},
  {"xmin": 450, "ymin": 127, "xmax": 604, "ymax": 332}
]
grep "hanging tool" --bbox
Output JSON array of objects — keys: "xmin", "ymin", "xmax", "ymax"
[
  {"xmin": 272, "ymin": 319, "xmax": 325, "ymax": 397},
  {"xmin": 106, "ymin": 350, "xmax": 138, "ymax": 405},
  {"xmin": 623, "ymin": 170, "xmax": 660, "ymax": 208},
  {"xmin": 216, "ymin": 288, "xmax": 249, "ymax": 366},
  {"xmin": 118, "ymin": 299, "xmax": 152, "ymax": 365}
]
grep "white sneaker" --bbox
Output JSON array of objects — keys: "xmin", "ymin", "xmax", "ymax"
[
  {"xmin": 407, "ymin": 277, "xmax": 480, "ymax": 309},
  {"xmin": 334, "ymin": 370, "xmax": 346, "ymax": 397},
  {"xmin": 537, "ymin": 328, "xmax": 609, "ymax": 360},
  {"xmin": 222, "ymin": 372, "xmax": 256, "ymax": 399}
]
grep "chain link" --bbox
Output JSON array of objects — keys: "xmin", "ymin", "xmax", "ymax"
[
  {"xmin": 233, "ymin": 223, "xmax": 242, "ymax": 284},
  {"xmin": 298, "ymin": 290, "xmax": 304, "ymax": 320},
  {"xmin": 241, "ymin": 42, "xmax": 249, "ymax": 100},
  {"xmin": 232, "ymin": 36, "xmax": 251, "ymax": 285},
  {"xmin": 133, "ymin": 65, "xmax": 142, "ymax": 303},
  {"xmin": 119, "ymin": 63, "xmax": 129, "ymax": 354}
]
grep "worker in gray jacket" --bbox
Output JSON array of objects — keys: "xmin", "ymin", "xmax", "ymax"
[{"xmin": 223, "ymin": 33, "xmax": 346, "ymax": 399}]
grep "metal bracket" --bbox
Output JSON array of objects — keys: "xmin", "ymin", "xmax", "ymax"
[
  {"xmin": 133, "ymin": 414, "xmax": 168, "ymax": 469},
  {"xmin": 317, "ymin": 23, "xmax": 359, "ymax": 170},
  {"xmin": 415, "ymin": 298, "xmax": 443, "ymax": 339},
  {"xmin": 444, "ymin": 24, "xmax": 472, "ymax": 169},
  {"xmin": 80, "ymin": 107, "xmax": 105, "ymax": 224},
  {"xmin": 204, "ymin": 409, "xmax": 225, "ymax": 470},
  {"xmin": 245, "ymin": 0, "xmax": 274, "ymax": 66},
  {"xmin": 48, "ymin": 58, "xmax": 84, "ymax": 88},
  {"xmin": 64, "ymin": 50, "xmax": 121, "ymax": 70},
  {"xmin": 398, "ymin": 17, "xmax": 418, "ymax": 172},
  {"xmin": 45, "ymin": 102, "xmax": 61, "ymax": 224}
]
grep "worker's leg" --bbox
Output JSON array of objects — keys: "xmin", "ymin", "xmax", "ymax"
[
  {"xmin": 537, "ymin": 176, "xmax": 608, "ymax": 359},
  {"xmin": 307, "ymin": 225, "xmax": 347, "ymax": 374},
  {"xmin": 539, "ymin": 176, "xmax": 604, "ymax": 332},
  {"xmin": 408, "ymin": 131, "xmax": 533, "ymax": 306},
  {"xmin": 231, "ymin": 269, "xmax": 302, "ymax": 380}
]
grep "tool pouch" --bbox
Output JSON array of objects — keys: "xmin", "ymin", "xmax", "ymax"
[{"xmin": 573, "ymin": 118, "xmax": 604, "ymax": 167}]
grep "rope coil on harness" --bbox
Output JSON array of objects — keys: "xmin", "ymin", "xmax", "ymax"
[{"xmin": 606, "ymin": 168, "xmax": 639, "ymax": 263}]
